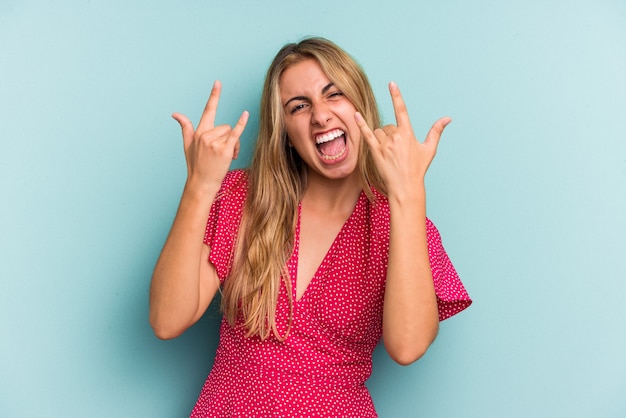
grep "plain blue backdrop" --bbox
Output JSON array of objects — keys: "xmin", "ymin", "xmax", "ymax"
[{"xmin": 1, "ymin": 1, "xmax": 625, "ymax": 417}]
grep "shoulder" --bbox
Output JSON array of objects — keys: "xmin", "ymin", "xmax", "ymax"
[
  {"xmin": 214, "ymin": 169, "xmax": 249, "ymax": 204},
  {"xmin": 207, "ymin": 169, "xmax": 249, "ymax": 230},
  {"xmin": 204, "ymin": 170, "xmax": 249, "ymax": 277},
  {"xmin": 205, "ymin": 170, "xmax": 249, "ymax": 244},
  {"xmin": 220, "ymin": 169, "xmax": 249, "ymax": 193}
]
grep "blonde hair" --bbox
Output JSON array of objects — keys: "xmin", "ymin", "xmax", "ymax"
[{"xmin": 222, "ymin": 37, "xmax": 385, "ymax": 340}]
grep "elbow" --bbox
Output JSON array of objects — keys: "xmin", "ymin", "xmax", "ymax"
[
  {"xmin": 152, "ymin": 325, "xmax": 183, "ymax": 340},
  {"xmin": 384, "ymin": 325, "xmax": 439, "ymax": 366},
  {"xmin": 387, "ymin": 344, "xmax": 430, "ymax": 366},
  {"xmin": 150, "ymin": 313, "xmax": 185, "ymax": 340}
]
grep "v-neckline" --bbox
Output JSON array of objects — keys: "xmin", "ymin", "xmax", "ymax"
[{"xmin": 292, "ymin": 192, "xmax": 364, "ymax": 303}]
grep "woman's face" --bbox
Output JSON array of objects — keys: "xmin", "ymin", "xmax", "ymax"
[{"xmin": 279, "ymin": 59, "xmax": 361, "ymax": 183}]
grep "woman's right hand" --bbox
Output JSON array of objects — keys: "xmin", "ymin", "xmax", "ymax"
[
  {"xmin": 149, "ymin": 81, "xmax": 248, "ymax": 340},
  {"xmin": 172, "ymin": 80, "xmax": 249, "ymax": 194}
]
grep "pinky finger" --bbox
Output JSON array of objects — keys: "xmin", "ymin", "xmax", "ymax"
[
  {"xmin": 229, "ymin": 111, "xmax": 249, "ymax": 141},
  {"xmin": 233, "ymin": 141, "xmax": 241, "ymax": 160},
  {"xmin": 424, "ymin": 117, "xmax": 452, "ymax": 148},
  {"xmin": 228, "ymin": 111, "xmax": 249, "ymax": 158},
  {"xmin": 354, "ymin": 112, "xmax": 379, "ymax": 150}
]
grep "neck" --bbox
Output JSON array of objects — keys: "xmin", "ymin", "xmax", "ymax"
[{"xmin": 302, "ymin": 170, "xmax": 363, "ymax": 214}]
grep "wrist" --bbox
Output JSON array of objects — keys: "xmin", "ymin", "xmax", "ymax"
[
  {"xmin": 182, "ymin": 178, "xmax": 221, "ymax": 208},
  {"xmin": 387, "ymin": 180, "xmax": 426, "ymax": 207}
]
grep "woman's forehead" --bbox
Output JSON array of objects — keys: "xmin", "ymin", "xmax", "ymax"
[{"xmin": 279, "ymin": 60, "xmax": 332, "ymax": 98}]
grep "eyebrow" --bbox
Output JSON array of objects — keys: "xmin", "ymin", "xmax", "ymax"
[{"xmin": 283, "ymin": 82, "xmax": 335, "ymax": 108}]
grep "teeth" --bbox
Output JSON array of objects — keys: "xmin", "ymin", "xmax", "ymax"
[
  {"xmin": 321, "ymin": 147, "xmax": 346, "ymax": 161},
  {"xmin": 316, "ymin": 129, "xmax": 345, "ymax": 144}
]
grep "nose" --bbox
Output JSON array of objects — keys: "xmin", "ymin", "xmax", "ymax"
[{"xmin": 311, "ymin": 102, "xmax": 332, "ymax": 126}]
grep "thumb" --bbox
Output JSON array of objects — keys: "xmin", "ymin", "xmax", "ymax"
[{"xmin": 172, "ymin": 112, "xmax": 195, "ymax": 150}]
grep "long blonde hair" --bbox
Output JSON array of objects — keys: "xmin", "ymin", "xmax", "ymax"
[{"xmin": 222, "ymin": 37, "xmax": 385, "ymax": 340}]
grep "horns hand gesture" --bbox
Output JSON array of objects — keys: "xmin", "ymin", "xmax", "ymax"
[
  {"xmin": 355, "ymin": 82, "xmax": 451, "ymax": 198},
  {"xmin": 172, "ymin": 80, "xmax": 249, "ymax": 193}
]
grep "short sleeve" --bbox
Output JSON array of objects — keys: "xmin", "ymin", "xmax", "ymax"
[
  {"xmin": 426, "ymin": 218, "xmax": 472, "ymax": 321},
  {"xmin": 203, "ymin": 170, "xmax": 248, "ymax": 284}
]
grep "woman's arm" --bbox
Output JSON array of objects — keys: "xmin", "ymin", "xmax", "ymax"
[
  {"xmin": 383, "ymin": 182, "xmax": 439, "ymax": 365},
  {"xmin": 149, "ymin": 81, "xmax": 248, "ymax": 339},
  {"xmin": 355, "ymin": 82, "xmax": 450, "ymax": 364},
  {"xmin": 149, "ymin": 184, "xmax": 221, "ymax": 340}
]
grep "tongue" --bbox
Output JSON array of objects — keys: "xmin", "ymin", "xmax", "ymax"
[{"xmin": 319, "ymin": 137, "xmax": 345, "ymax": 157}]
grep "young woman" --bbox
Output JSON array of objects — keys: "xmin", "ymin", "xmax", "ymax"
[{"xmin": 150, "ymin": 37, "xmax": 471, "ymax": 417}]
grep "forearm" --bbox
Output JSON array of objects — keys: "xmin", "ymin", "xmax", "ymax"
[
  {"xmin": 149, "ymin": 182, "xmax": 220, "ymax": 339},
  {"xmin": 382, "ymin": 184, "xmax": 439, "ymax": 365}
]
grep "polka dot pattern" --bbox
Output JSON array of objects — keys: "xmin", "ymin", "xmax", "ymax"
[{"xmin": 193, "ymin": 170, "xmax": 472, "ymax": 417}]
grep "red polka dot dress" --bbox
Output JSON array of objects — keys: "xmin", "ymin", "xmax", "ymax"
[{"xmin": 191, "ymin": 170, "xmax": 472, "ymax": 417}]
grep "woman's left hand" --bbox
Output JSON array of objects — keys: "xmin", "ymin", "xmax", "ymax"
[{"xmin": 355, "ymin": 82, "xmax": 451, "ymax": 198}]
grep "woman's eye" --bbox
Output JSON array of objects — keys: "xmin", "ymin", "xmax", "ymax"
[
  {"xmin": 329, "ymin": 91, "xmax": 344, "ymax": 99},
  {"xmin": 290, "ymin": 103, "xmax": 307, "ymax": 114}
]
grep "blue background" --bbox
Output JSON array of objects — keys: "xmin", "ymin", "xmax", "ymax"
[{"xmin": 1, "ymin": 1, "xmax": 625, "ymax": 417}]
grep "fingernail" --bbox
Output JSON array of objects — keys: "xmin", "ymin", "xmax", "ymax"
[{"xmin": 389, "ymin": 81, "xmax": 398, "ymax": 90}]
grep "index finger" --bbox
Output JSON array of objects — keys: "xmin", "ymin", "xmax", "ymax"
[
  {"xmin": 197, "ymin": 80, "xmax": 222, "ymax": 132},
  {"xmin": 389, "ymin": 81, "xmax": 413, "ymax": 130}
]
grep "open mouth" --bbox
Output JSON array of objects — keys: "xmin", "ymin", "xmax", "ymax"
[{"xmin": 315, "ymin": 129, "xmax": 347, "ymax": 161}]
